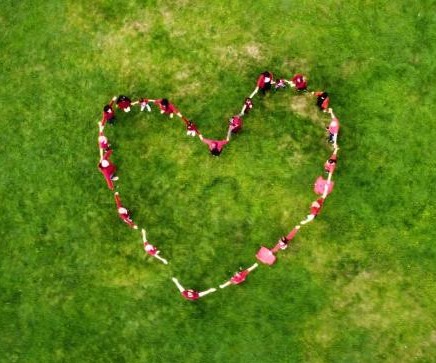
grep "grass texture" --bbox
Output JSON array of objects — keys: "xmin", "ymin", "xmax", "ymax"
[{"xmin": 0, "ymin": 0, "xmax": 435, "ymax": 362}]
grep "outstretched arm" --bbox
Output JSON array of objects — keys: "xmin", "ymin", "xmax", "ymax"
[
  {"xmin": 171, "ymin": 277, "xmax": 185, "ymax": 293},
  {"xmin": 141, "ymin": 228, "xmax": 147, "ymax": 243},
  {"xmin": 249, "ymin": 86, "xmax": 259, "ymax": 98},
  {"xmin": 198, "ymin": 288, "xmax": 217, "ymax": 297}
]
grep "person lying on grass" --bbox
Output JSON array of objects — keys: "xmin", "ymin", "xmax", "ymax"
[
  {"xmin": 199, "ymin": 134, "xmax": 229, "ymax": 156},
  {"xmin": 116, "ymin": 95, "xmax": 132, "ymax": 113},
  {"xmin": 240, "ymin": 97, "xmax": 253, "ymax": 116},
  {"xmin": 219, "ymin": 263, "xmax": 258, "ymax": 289},
  {"xmin": 114, "ymin": 192, "xmax": 138, "ymax": 229},
  {"xmin": 98, "ymin": 149, "xmax": 118, "ymax": 190},
  {"xmin": 101, "ymin": 96, "xmax": 117, "ymax": 126},
  {"xmin": 131, "ymin": 98, "xmax": 152, "ymax": 112},
  {"xmin": 271, "ymin": 225, "xmax": 301, "ymax": 253},
  {"xmin": 171, "ymin": 277, "xmax": 216, "ymax": 300},
  {"xmin": 98, "ymin": 122, "xmax": 110, "ymax": 152},
  {"xmin": 141, "ymin": 229, "xmax": 168, "ymax": 264},
  {"xmin": 154, "ymin": 98, "xmax": 182, "ymax": 118},
  {"xmin": 250, "ymin": 71, "xmax": 275, "ymax": 98}
]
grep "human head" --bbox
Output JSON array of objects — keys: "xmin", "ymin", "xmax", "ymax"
[
  {"xmin": 161, "ymin": 98, "xmax": 169, "ymax": 106},
  {"xmin": 103, "ymin": 105, "xmax": 111, "ymax": 112},
  {"xmin": 210, "ymin": 143, "xmax": 221, "ymax": 156}
]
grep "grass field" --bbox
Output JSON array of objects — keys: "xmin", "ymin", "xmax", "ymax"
[{"xmin": 1, "ymin": 0, "xmax": 436, "ymax": 362}]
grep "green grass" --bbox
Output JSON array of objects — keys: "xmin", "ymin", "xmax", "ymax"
[{"xmin": 1, "ymin": 0, "xmax": 436, "ymax": 362}]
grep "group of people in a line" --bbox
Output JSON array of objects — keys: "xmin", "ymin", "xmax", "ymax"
[{"xmin": 96, "ymin": 70, "xmax": 341, "ymax": 300}]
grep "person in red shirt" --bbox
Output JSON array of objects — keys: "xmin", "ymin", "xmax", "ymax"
[
  {"xmin": 324, "ymin": 147, "xmax": 339, "ymax": 174},
  {"xmin": 131, "ymin": 98, "xmax": 152, "ymax": 112},
  {"xmin": 240, "ymin": 97, "xmax": 253, "ymax": 116},
  {"xmin": 182, "ymin": 116, "xmax": 200, "ymax": 137},
  {"xmin": 300, "ymin": 198, "xmax": 325, "ymax": 225},
  {"xmin": 228, "ymin": 115, "xmax": 243, "ymax": 134},
  {"xmin": 171, "ymin": 277, "xmax": 217, "ymax": 300},
  {"xmin": 286, "ymin": 74, "xmax": 308, "ymax": 91},
  {"xmin": 154, "ymin": 98, "xmax": 181, "ymax": 118},
  {"xmin": 199, "ymin": 134, "xmax": 229, "ymax": 156},
  {"xmin": 98, "ymin": 149, "xmax": 118, "ymax": 190},
  {"xmin": 312, "ymin": 91, "xmax": 330, "ymax": 112},
  {"xmin": 101, "ymin": 96, "xmax": 117, "ymax": 126},
  {"xmin": 114, "ymin": 192, "xmax": 138, "ymax": 229},
  {"xmin": 116, "ymin": 95, "xmax": 132, "ymax": 113},
  {"xmin": 141, "ymin": 229, "xmax": 168, "ymax": 264},
  {"xmin": 219, "ymin": 263, "xmax": 258, "ymax": 289},
  {"xmin": 250, "ymin": 71, "xmax": 275, "ymax": 97},
  {"xmin": 271, "ymin": 225, "xmax": 301, "ymax": 253}
]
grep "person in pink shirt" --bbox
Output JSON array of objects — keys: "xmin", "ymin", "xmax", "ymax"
[
  {"xmin": 286, "ymin": 74, "xmax": 308, "ymax": 91},
  {"xmin": 219, "ymin": 263, "xmax": 258, "ymax": 289},
  {"xmin": 101, "ymin": 96, "xmax": 117, "ymax": 126},
  {"xmin": 250, "ymin": 71, "xmax": 275, "ymax": 97},
  {"xmin": 228, "ymin": 115, "xmax": 243, "ymax": 134},
  {"xmin": 131, "ymin": 98, "xmax": 152, "ymax": 112},
  {"xmin": 154, "ymin": 98, "xmax": 181, "ymax": 118},
  {"xmin": 114, "ymin": 192, "xmax": 138, "ymax": 229},
  {"xmin": 98, "ymin": 122, "xmax": 110, "ymax": 152},
  {"xmin": 199, "ymin": 134, "xmax": 229, "ymax": 156},
  {"xmin": 300, "ymin": 198, "xmax": 325, "ymax": 225},
  {"xmin": 240, "ymin": 97, "xmax": 253, "ymax": 116},
  {"xmin": 324, "ymin": 147, "xmax": 339, "ymax": 174},
  {"xmin": 171, "ymin": 277, "xmax": 216, "ymax": 301},
  {"xmin": 116, "ymin": 95, "xmax": 132, "ymax": 113},
  {"xmin": 271, "ymin": 225, "xmax": 301, "ymax": 253},
  {"xmin": 141, "ymin": 229, "xmax": 168, "ymax": 264},
  {"xmin": 326, "ymin": 108, "xmax": 340, "ymax": 146},
  {"xmin": 98, "ymin": 149, "xmax": 118, "ymax": 190},
  {"xmin": 274, "ymin": 78, "xmax": 287, "ymax": 90}
]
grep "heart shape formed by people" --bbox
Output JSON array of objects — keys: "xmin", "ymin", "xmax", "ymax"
[{"xmin": 97, "ymin": 71, "xmax": 341, "ymax": 301}]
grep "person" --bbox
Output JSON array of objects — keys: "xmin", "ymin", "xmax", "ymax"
[
  {"xmin": 300, "ymin": 198, "xmax": 325, "ymax": 225},
  {"xmin": 326, "ymin": 108, "xmax": 340, "ymax": 146},
  {"xmin": 274, "ymin": 78, "xmax": 287, "ymax": 90},
  {"xmin": 199, "ymin": 134, "xmax": 229, "ymax": 156},
  {"xmin": 312, "ymin": 91, "xmax": 330, "ymax": 112},
  {"xmin": 101, "ymin": 96, "xmax": 117, "ymax": 126},
  {"xmin": 229, "ymin": 115, "xmax": 243, "ymax": 134},
  {"xmin": 98, "ymin": 149, "xmax": 118, "ymax": 190},
  {"xmin": 219, "ymin": 263, "xmax": 258, "ymax": 289},
  {"xmin": 324, "ymin": 147, "xmax": 339, "ymax": 174},
  {"xmin": 131, "ymin": 98, "xmax": 152, "ymax": 112},
  {"xmin": 98, "ymin": 122, "xmax": 110, "ymax": 152},
  {"xmin": 250, "ymin": 71, "xmax": 275, "ymax": 97},
  {"xmin": 154, "ymin": 98, "xmax": 181, "ymax": 118},
  {"xmin": 171, "ymin": 277, "xmax": 217, "ymax": 300},
  {"xmin": 271, "ymin": 225, "xmax": 301, "ymax": 253},
  {"xmin": 116, "ymin": 95, "xmax": 132, "ymax": 112},
  {"xmin": 286, "ymin": 74, "xmax": 307, "ymax": 91},
  {"xmin": 240, "ymin": 97, "xmax": 253, "ymax": 116},
  {"xmin": 141, "ymin": 229, "xmax": 168, "ymax": 264},
  {"xmin": 114, "ymin": 192, "xmax": 138, "ymax": 229},
  {"xmin": 182, "ymin": 116, "xmax": 200, "ymax": 137}
]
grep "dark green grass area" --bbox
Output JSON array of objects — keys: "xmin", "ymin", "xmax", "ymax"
[{"xmin": 1, "ymin": 0, "xmax": 436, "ymax": 362}]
